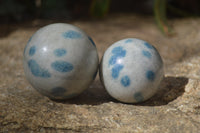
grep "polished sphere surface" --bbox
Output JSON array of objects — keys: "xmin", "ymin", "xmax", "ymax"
[
  {"xmin": 100, "ymin": 38, "xmax": 164, "ymax": 103},
  {"xmin": 23, "ymin": 23, "xmax": 99, "ymax": 100}
]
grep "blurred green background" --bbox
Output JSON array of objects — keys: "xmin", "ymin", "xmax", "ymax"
[{"xmin": 0, "ymin": 0, "xmax": 200, "ymax": 34}]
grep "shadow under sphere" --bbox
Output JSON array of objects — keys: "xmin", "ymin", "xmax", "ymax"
[{"xmin": 54, "ymin": 76, "xmax": 188, "ymax": 106}]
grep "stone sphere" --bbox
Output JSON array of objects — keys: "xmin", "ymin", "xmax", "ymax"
[
  {"xmin": 100, "ymin": 38, "xmax": 164, "ymax": 103},
  {"xmin": 23, "ymin": 23, "xmax": 99, "ymax": 100}
]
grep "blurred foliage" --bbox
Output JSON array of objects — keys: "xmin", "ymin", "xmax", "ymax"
[
  {"xmin": 0, "ymin": 0, "xmax": 36, "ymax": 21},
  {"xmin": 0, "ymin": 0, "xmax": 200, "ymax": 34},
  {"xmin": 40, "ymin": 0, "xmax": 69, "ymax": 19},
  {"xmin": 90, "ymin": 0, "xmax": 111, "ymax": 18},
  {"xmin": 154, "ymin": 0, "xmax": 172, "ymax": 35},
  {"xmin": 154, "ymin": 0, "xmax": 200, "ymax": 35}
]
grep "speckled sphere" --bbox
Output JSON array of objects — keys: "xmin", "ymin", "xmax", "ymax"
[
  {"xmin": 100, "ymin": 38, "xmax": 164, "ymax": 103},
  {"xmin": 23, "ymin": 23, "xmax": 99, "ymax": 100}
]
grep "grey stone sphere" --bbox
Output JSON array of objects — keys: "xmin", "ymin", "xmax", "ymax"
[
  {"xmin": 23, "ymin": 23, "xmax": 99, "ymax": 100},
  {"xmin": 100, "ymin": 38, "xmax": 164, "ymax": 103}
]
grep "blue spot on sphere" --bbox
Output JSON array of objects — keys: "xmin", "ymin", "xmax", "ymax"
[
  {"xmin": 29, "ymin": 46, "xmax": 36, "ymax": 56},
  {"xmin": 134, "ymin": 92, "xmax": 144, "ymax": 102},
  {"xmin": 142, "ymin": 50, "xmax": 152, "ymax": 59},
  {"xmin": 51, "ymin": 61, "xmax": 73, "ymax": 72},
  {"xmin": 27, "ymin": 36, "xmax": 32, "ymax": 43},
  {"xmin": 51, "ymin": 87, "xmax": 67, "ymax": 97},
  {"xmin": 28, "ymin": 59, "xmax": 51, "ymax": 78},
  {"xmin": 54, "ymin": 49, "xmax": 66, "ymax": 57},
  {"xmin": 109, "ymin": 46, "xmax": 126, "ymax": 65},
  {"xmin": 88, "ymin": 36, "xmax": 96, "ymax": 47},
  {"xmin": 24, "ymin": 36, "xmax": 32, "ymax": 55},
  {"xmin": 111, "ymin": 46, "xmax": 126, "ymax": 56},
  {"xmin": 111, "ymin": 64, "xmax": 124, "ymax": 79},
  {"xmin": 125, "ymin": 39, "xmax": 133, "ymax": 43},
  {"xmin": 144, "ymin": 42, "xmax": 153, "ymax": 49},
  {"xmin": 109, "ymin": 56, "xmax": 118, "ymax": 66},
  {"xmin": 62, "ymin": 30, "xmax": 82, "ymax": 39},
  {"xmin": 146, "ymin": 70, "xmax": 155, "ymax": 81},
  {"xmin": 121, "ymin": 75, "xmax": 131, "ymax": 87}
]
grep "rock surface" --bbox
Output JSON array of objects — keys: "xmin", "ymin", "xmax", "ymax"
[{"xmin": 0, "ymin": 14, "xmax": 200, "ymax": 132}]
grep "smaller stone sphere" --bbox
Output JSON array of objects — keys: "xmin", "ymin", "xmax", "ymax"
[
  {"xmin": 100, "ymin": 38, "xmax": 164, "ymax": 103},
  {"xmin": 23, "ymin": 23, "xmax": 99, "ymax": 100}
]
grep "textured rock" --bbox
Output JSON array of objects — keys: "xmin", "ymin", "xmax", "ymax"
[{"xmin": 0, "ymin": 14, "xmax": 200, "ymax": 132}]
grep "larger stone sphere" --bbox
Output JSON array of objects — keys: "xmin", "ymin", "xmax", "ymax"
[{"xmin": 23, "ymin": 23, "xmax": 99, "ymax": 100}]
